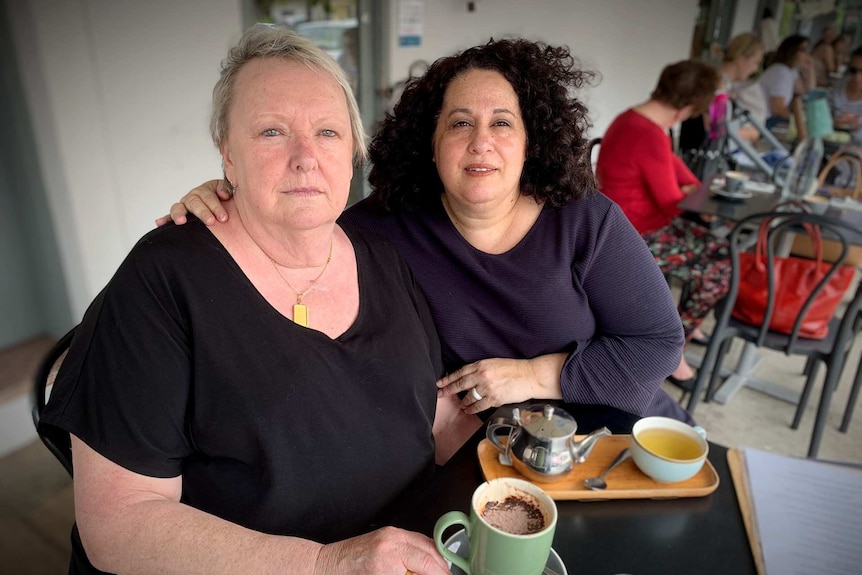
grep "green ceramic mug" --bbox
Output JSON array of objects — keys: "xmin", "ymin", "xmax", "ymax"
[{"xmin": 433, "ymin": 478, "xmax": 557, "ymax": 575}]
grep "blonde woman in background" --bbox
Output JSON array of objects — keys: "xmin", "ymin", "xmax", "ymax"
[
  {"xmin": 679, "ymin": 34, "xmax": 765, "ymax": 170},
  {"xmin": 721, "ymin": 33, "xmax": 765, "ymax": 142}
]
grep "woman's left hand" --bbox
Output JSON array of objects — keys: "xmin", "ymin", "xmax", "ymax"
[{"xmin": 436, "ymin": 355, "xmax": 565, "ymax": 414}]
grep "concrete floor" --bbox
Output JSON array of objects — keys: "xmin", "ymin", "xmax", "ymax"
[
  {"xmin": 1, "ymin": 320, "xmax": 861, "ymax": 573},
  {"xmin": 668, "ymin": 336, "xmax": 862, "ymax": 464}
]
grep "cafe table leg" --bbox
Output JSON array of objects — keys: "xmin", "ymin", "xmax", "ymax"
[{"xmin": 709, "ymin": 342, "xmax": 801, "ymax": 405}]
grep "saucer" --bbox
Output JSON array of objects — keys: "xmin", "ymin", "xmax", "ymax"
[
  {"xmin": 742, "ymin": 180, "xmax": 776, "ymax": 194},
  {"xmin": 443, "ymin": 528, "xmax": 567, "ymax": 575},
  {"xmin": 710, "ymin": 184, "xmax": 752, "ymax": 201}
]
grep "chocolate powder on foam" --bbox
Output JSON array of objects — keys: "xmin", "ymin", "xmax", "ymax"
[{"xmin": 481, "ymin": 495, "xmax": 545, "ymax": 535}]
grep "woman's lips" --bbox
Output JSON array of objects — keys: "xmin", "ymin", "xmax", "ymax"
[
  {"xmin": 464, "ymin": 164, "xmax": 497, "ymax": 175},
  {"xmin": 283, "ymin": 187, "xmax": 322, "ymax": 196}
]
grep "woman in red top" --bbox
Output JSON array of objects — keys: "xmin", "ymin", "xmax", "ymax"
[{"xmin": 597, "ymin": 60, "xmax": 730, "ymax": 386}]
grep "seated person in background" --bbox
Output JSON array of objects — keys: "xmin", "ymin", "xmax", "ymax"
[
  {"xmin": 723, "ymin": 33, "xmax": 765, "ymax": 143},
  {"xmin": 811, "ymin": 25, "xmax": 840, "ymax": 87},
  {"xmin": 679, "ymin": 33, "xmax": 765, "ymax": 165},
  {"xmin": 163, "ymin": 38, "xmax": 693, "ymax": 425},
  {"xmin": 597, "ymin": 60, "xmax": 731, "ymax": 389},
  {"xmin": 40, "ymin": 25, "xmax": 460, "ymax": 575},
  {"xmin": 732, "ymin": 79, "xmax": 769, "ymax": 130},
  {"xmin": 832, "ymin": 33, "xmax": 852, "ymax": 77},
  {"xmin": 831, "ymin": 46, "xmax": 862, "ymax": 145},
  {"xmin": 760, "ymin": 35, "xmax": 815, "ymax": 141}
]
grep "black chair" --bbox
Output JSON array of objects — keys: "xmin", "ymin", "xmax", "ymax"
[
  {"xmin": 31, "ymin": 326, "xmax": 77, "ymax": 476},
  {"xmin": 587, "ymin": 137, "xmax": 602, "ymax": 185},
  {"xmin": 686, "ymin": 210, "xmax": 862, "ymax": 458},
  {"xmin": 839, "ymin": 332, "xmax": 862, "ymax": 433}
]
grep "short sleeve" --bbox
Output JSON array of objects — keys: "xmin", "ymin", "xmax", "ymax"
[{"xmin": 41, "ymin": 237, "xmax": 193, "ymax": 478}]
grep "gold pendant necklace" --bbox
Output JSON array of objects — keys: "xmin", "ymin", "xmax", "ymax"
[{"xmin": 269, "ymin": 238, "xmax": 333, "ymax": 327}]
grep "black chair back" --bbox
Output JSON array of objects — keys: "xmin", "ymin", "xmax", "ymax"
[
  {"xmin": 587, "ymin": 137, "xmax": 602, "ymax": 186},
  {"xmin": 31, "ymin": 326, "xmax": 76, "ymax": 476},
  {"xmin": 721, "ymin": 210, "xmax": 857, "ymax": 355},
  {"xmin": 688, "ymin": 209, "xmax": 861, "ymax": 457}
]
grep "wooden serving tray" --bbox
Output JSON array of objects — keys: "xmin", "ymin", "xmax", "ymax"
[{"xmin": 478, "ymin": 435, "xmax": 719, "ymax": 500}]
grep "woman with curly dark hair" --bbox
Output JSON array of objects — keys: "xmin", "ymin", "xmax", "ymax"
[{"xmin": 165, "ymin": 38, "xmax": 691, "ymax": 424}]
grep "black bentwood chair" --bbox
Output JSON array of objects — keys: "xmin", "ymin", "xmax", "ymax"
[
  {"xmin": 686, "ymin": 210, "xmax": 862, "ymax": 458},
  {"xmin": 839, "ymin": 326, "xmax": 862, "ymax": 433},
  {"xmin": 587, "ymin": 137, "xmax": 602, "ymax": 186},
  {"xmin": 31, "ymin": 326, "xmax": 77, "ymax": 476}
]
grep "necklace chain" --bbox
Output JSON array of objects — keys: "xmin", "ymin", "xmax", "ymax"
[{"xmin": 269, "ymin": 238, "xmax": 334, "ymax": 305}]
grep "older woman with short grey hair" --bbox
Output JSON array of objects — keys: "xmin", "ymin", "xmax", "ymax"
[{"xmin": 40, "ymin": 24, "xmax": 462, "ymax": 575}]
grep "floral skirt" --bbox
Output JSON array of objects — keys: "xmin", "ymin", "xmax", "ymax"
[{"xmin": 642, "ymin": 218, "xmax": 731, "ymax": 338}]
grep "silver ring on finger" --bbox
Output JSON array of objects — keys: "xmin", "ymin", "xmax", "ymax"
[{"xmin": 471, "ymin": 387, "xmax": 483, "ymax": 401}]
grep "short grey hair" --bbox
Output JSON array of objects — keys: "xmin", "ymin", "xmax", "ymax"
[{"xmin": 210, "ymin": 24, "xmax": 367, "ymax": 166}]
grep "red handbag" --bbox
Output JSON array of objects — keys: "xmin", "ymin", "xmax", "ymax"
[{"xmin": 732, "ymin": 214, "xmax": 856, "ymax": 339}]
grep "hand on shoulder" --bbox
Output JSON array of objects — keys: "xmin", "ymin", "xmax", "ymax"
[{"xmin": 154, "ymin": 179, "xmax": 233, "ymax": 227}]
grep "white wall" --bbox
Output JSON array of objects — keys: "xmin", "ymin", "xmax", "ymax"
[
  {"xmin": 731, "ymin": 0, "xmax": 759, "ymax": 39},
  {"xmin": 389, "ymin": 0, "xmax": 699, "ymax": 137},
  {"xmin": 8, "ymin": 0, "xmax": 242, "ymax": 319},
  {"xmin": 9, "ymin": 0, "xmax": 701, "ymax": 320}
]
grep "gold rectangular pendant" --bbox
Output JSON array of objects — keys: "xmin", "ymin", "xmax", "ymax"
[{"xmin": 293, "ymin": 304, "xmax": 308, "ymax": 327}]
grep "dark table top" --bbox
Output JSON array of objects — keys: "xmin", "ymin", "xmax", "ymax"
[
  {"xmin": 379, "ymin": 404, "xmax": 757, "ymax": 575},
  {"xmin": 680, "ymin": 176, "xmax": 862, "ymax": 246},
  {"xmin": 678, "ymin": 176, "xmax": 781, "ymax": 221}
]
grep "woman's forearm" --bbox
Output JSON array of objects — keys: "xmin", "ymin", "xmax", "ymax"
[
  {"xmin": 83, "ymin": 498, "xmax": 322, "ymax": 575},
  {"xmin": 527, "ymin": 353, "xmax": 568, "ymax": 399},
  {"xmin": 770, "ymin": 97, "xmax": 792, "ymax": 119},
  {"xmin": 73, "ymin": 436, "xmax": 323, "ymax": 575}
]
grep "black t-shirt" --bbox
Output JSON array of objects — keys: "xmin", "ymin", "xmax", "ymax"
[{"xmin": 42, "ymin": 218, "xmax": 442, "ymax": 556}]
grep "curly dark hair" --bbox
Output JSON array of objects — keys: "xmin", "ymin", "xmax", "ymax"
[{"xmin": 367, "ymin": 38, "xmax": 596, "ymax": 211}]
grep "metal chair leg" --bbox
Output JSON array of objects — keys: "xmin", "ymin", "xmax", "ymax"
[
  {"xmin": 686, "ymin": 335, "xmax": 724, "ymax": 414},
  {"xmin": 705, "ymin": 338, "xmax": 732, "ymax": 403},
  {"xmin": 793, "ymin": 359, "xmax": 820, "ymax": 430},
  {"xmin": 839, "ymin": 358, "xmax": 862, "ymax": 433},
  {"xmin": 807, "ymin": 367, "xmax": 842, "ymax": 458},
  {"xmin": 802, "ymin": 356, "xmax": 816, "ymax": 377}
]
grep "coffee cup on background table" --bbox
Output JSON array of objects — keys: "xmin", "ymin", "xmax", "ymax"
[
  {"xmin": 630, "ymin": 416, "xmax": 708, "ymax": 483},
  {"xmin": 724, "ymin": 170, "xmax": 750, "ymax": 194},
  {"xmin": 433, "ymin": 477, "xmax": 557, "ymax": 575}
]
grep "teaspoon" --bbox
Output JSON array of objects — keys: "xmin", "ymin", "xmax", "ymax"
[{"xmin": 583, "ymin": 448, "xmax": 631, "ymax": 491}]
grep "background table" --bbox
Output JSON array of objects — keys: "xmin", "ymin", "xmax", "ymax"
[
  {"xmin": 678, "ymin": 177, "xmax": 782, "ymax": 221},
  {"xmin": 379, "ymin": 405, "xmax": 757, "ymax": 575}
]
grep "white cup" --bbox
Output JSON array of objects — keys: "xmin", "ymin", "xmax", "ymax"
[
  {"xmin": 630, "ymin": 417, "xmax": 708, "ymax": 483},
  {"xmin": 724, "ymin": 171, "xmax": 749, "ymax": 194}
]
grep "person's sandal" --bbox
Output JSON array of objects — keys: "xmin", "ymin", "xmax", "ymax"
[
  {"xmin": 690, "ymin": 333, "xmax": 710, "ymax": 346},
  {"xmin": 666, "ymin": 375, "xmax": 696, "ymax": 392}
]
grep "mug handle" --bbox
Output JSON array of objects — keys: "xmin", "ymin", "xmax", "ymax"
[
  {"xmin": 693, "ymin": 426, "xmax": 708, "ymax": 440},
  {"xmin": 433, "ymin": 511, "xmax": 471, "ymax": 574}
]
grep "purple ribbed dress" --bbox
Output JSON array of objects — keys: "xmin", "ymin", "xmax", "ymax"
[{"xmin": 340, "ymin": 191, "xmax": 691, "ymax": 422}]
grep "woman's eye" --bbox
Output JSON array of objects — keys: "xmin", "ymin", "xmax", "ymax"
[
  {"xmin": 453, "ymin": 120, "xmax": 472, "ymax": 128},
  {"xmin": 493, "ymin": 120, "xmax": 512, "ymax": 127},
  {"xmin": 320, "ymin": 129, "xmax": 337, "ymax": 137},
  {"xmin": 262, "ymin": 128, "xmax": 280, "ymax": 137}
]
